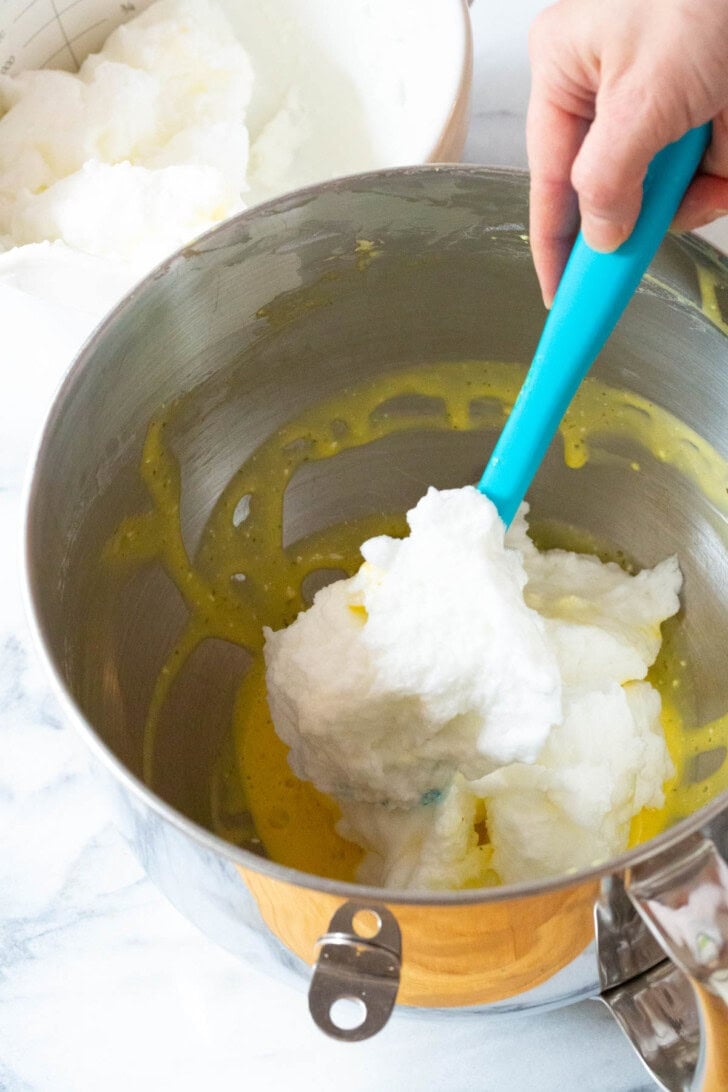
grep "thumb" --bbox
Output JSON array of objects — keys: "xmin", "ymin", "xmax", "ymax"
[{"xmin": 571, "ymin": 95, "xmax": 671, "ymax": 252}]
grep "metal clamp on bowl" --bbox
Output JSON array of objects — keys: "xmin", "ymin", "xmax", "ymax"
[{"xmin": 308, "ymin": 901, "xmax": 402, "ymax": 1041}]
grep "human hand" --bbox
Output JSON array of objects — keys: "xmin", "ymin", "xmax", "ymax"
[{"xmin": 527, "ymin": 0, "xmax": 728, "ymax": 307}]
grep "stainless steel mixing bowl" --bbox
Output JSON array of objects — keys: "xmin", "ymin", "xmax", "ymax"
[{"xmin": 24, "ymin": 167, "xmax": 728, "ymax": 1090}]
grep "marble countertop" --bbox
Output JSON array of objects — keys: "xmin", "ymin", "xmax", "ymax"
[{"xmin": 2, "ymin": 3, "xmax": 724, "ymax": 1090}]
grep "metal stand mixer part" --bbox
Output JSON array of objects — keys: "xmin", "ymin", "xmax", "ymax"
[
  {"xmin": 602, "ymin": 824, "xmax": 728, "ymax": 1091},
  {"xmin": 602, "ymin": 961, "xmax": 701, "ymax": 1092}
]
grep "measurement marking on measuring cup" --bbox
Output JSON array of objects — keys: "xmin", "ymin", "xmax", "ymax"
[
  {"xmin": 48, "ymin": 0, "xmax": 79, "ymax": 67},
  {"xmin": 24, "ymin": 11, "xmax": 66, "ymax": 51},
  {"xmin": 43, "ymin": 14, "xmax": 109, "ymax": 67},
  {"xmin": 13, "ymin": 0, "xmax": 41, "ymax": 25},
  {"xmin": 6, "ymin": 0, "xmax": 140, "ymax": 75},
  {"xmin": 61, "ymin": 0, "xmax": 99, "ymax": 17}
]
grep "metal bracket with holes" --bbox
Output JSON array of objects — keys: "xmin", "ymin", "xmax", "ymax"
[{"xmin": 308, "ymin": 901, "xmax": 402, "ymax": 1041}]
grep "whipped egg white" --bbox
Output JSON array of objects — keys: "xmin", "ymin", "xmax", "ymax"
[{"xmin": 264, "ymin": 486, "xmax": 681, "ymax": 889}]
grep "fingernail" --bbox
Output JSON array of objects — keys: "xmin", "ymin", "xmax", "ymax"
[{"xmin": 581, "ymin": 215, "xmax": 630, "ymax": 253}]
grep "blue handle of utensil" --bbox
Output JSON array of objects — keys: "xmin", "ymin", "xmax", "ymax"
[{"xmin": 478, "ymin": 122, "xmax": 711, "ymax": 526}]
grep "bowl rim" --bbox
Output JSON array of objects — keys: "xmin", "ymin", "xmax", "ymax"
[
  {"xmin": 22, "ymin": 162, "xmax": 728, "ymax": 907},
  {"xmin": 423, "ymin": 0, "xmax": 474, "ymax": 163}
]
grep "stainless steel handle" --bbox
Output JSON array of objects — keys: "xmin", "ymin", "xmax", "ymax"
[
  {"xmin": 601, "ymin": 959, "xmax": 701, "ymax": 1092},
  {"xmin": 625, "ymin": 833, "xmax": 728, "ymax": 1092}
]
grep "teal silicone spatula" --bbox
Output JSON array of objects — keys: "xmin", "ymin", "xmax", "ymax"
[{"xmin": 478, "ymin": 123, "xmax": 711, "ymax": 526}]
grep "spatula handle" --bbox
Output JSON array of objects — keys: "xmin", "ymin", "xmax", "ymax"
[{"xmin": 478, "ymin": 123, "xmax": 711, "ymax": 526}]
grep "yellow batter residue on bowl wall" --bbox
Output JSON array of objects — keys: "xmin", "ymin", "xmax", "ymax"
[{"xmin": 104, "ymin": 360, "xmax": 728, "ymax": 886}]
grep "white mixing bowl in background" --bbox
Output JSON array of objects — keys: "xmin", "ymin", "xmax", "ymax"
[
  {"xmin": 0, "ymin": 0, "xmax": 473, "ymax": 506},
  {"xmin": 0, "ymin": 0, "xmax": 473, "ymax": 196}
]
